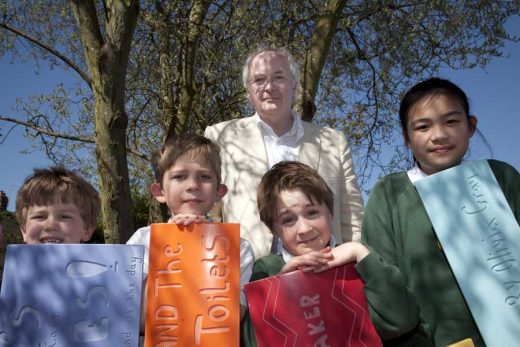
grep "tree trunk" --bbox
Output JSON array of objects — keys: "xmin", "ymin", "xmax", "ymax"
[
  {"xmin": 166, "ymin": 0, "xmax": 210, "ymax": 137},
  {"xmin": 298, "ymin": 0, "xmax": 348, "ymax": 122},
  {"xmin": 70, "ymin": 0, "xmax": 139, "ymax": 243}
]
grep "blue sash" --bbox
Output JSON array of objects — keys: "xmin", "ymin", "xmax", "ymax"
[{"xmin": 415, "ymin": 159, "xmax": 520, "ymax": 347}]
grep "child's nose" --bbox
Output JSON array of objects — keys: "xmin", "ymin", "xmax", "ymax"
[
  {"xmin": 431, "ymin": 125, "xmax": 448, "ymax": 141},
  {"xmin": 296, "ymin": 218, "xmax": 313, "ymax": 234},
  {"xmin": 43, "ymin": 216, "xmax": 58, "ymax": 230},
  {"xmin": 186, "ymin": 176, "xmax": 200, "ymax": 191}
]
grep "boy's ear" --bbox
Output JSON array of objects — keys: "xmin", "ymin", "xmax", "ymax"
[
  {"xmin": 20, "ymin": 213, "xmax": 28, "ymax": 242},
  {"xmin": 150, "ymin": 182, "xmax": 166, "ymax": 203},
  {"xmin": 20, "ymin": 226, "xmax": 28, "ymax": 242},
  {"xmin": 81, "ymin": 225, "xmax": 95, "ymax": 243},
  {"xmin": 216, "ymin": 184, "xmax": 228, "ymax": 200}
]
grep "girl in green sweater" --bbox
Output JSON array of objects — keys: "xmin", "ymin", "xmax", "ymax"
[{"xmin": 362, "ymin": 78, "xmax": 520, "ymax": 346}]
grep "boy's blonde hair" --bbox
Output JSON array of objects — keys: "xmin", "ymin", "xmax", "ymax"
[
  {"xmin": 16, "ymin": 166, "xmax": 100, "ymax": 230},
  {"xmin": 151, "ymin": 133, "xmax": 222, "ymax": 185},
  {"xmin": 257, "ymin": 161, "xmax": 333, "ymax": 233}
]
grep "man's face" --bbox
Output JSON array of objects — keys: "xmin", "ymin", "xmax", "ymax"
[{"xmin": 246, "ymin": 51, "xmax": 295, "ymax": 123}]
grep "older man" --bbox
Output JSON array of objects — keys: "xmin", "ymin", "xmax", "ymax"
[{"xmin": 205, "ymin": 47, "xmax": 363, "ymax": 259}]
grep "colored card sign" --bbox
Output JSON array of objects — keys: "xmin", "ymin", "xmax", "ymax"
[
  {"xmin": 415, "ymin": 159, "xmax": 520, "ymax": 347},
  {"xmin": 145, "ymin": 223, "xmax": 240, "ymax": 347},
  {"xmin": 244, "ymin": 264, "xmax": 382, "ymax": 347},
  {"xmin": 0, "ymin": 244, "xmax": 144, "ymax": 347}
]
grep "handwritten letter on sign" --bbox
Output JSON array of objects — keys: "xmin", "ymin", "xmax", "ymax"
[
  {"xmin": 244, "ymin": 264, "xmax": 382, "ymax": 347},
  {"xmin": 145, "ymin": 223, "xmax": 240, "ymax": 347},
  {"xmin": 0, "ymin": 244, "xmax": 144, "ymax": 347},
  {"xmin": 415, "ymin": 160, "xmax": 520, "ymax": 347}
]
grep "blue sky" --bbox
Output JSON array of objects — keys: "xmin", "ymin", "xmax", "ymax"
[{"xmin": 1, "ymin": 19, "xmax": 519, "ymax": 212}]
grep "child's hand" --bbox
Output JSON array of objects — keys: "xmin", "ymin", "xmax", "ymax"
[
  {"xmin": 170, "ymin": 214, "xmax": 208, "ymax": 226},
  {"xmin": 280, "ymin": 247, "xmax": 333, "ymax": 274},
  {"xmin": 313, "ymin": 242, "xmax": 370, "ymax": 273}
]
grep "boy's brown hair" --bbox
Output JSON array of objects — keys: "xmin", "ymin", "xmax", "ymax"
[
  {"xmin": 16, "ymin": 166, "xmax": 100, "ymax": 230},
  {"xmin": 151, "ymin": 133, "xmax": 222, "ymax": 185},
  {"xmin": 257, "ymin": 161, "xmax": 333, "ymax": 233}
]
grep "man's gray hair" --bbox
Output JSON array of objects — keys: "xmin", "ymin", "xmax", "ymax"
[{"xmin": 242, "ymin": 45, "xmax": 300, "ymax": 90}]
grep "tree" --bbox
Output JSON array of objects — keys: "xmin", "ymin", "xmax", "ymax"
[
  {"xmin": 0, "ymin": 0, "xmax": 139, "ymax": 243},
  {"xmin": 69, "ymin": 0, "xmax": 139, "ymax": 243},
  {"xmin": 1, "ymin": 1, "xmax": 518, "ymax": 240}
]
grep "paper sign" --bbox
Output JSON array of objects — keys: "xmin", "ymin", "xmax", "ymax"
[
  {"xmin": 415, "ymin": 159, "xmax": 520, "ymax": 347},
  {"xmin": 145, "ymin": 223, "xmax": 240, "ymax": 347},
  {"xmin": 244, "ymin": 263, "xmax": 382, "ymax": 347},
  {"xmin": 0, "ymin": 244, "xmax": 144, "ymax": 347}
]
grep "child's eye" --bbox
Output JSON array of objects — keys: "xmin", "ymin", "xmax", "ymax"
[
  {"xmin": 446, "ymin": 118, "xmax": 460, "ymax": 125},
  {"xmin": 30, "ymin": 215, "xmax": 45, "ymax": 220},
  {"xmin": 281, "ymin": 217, "xmax": 295, "ymax": 225},
  {"xmin": 200, "ymin": 174, "xmax": 213, "ymax": 180},
  {"xmin": 414, "ymin": 124, "xmax": 429, "ymax": 131},
  {"xmin": 305, "ymin": 209, "xmax": 322, "ymax": 219},
  {"xmin": 172, "ymin": 174, "xmax": 186, "ymax": 180}
]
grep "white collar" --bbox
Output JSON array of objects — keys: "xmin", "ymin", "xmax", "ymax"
[
  {"xmin": 406, "ymin": 163, "xmax": 429, "ymax": 185},
  {"xmin": 407, "ymin": 161, "xmax": 468, "ymax": 185},
  {"xmin": 255, "ymin": 111, "xmax": 303, "ymax": 138}
]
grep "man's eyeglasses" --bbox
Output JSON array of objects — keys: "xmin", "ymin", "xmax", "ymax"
[{"xmin": 248, "ymin": 75, "xmax": 289, "ymax": 90}]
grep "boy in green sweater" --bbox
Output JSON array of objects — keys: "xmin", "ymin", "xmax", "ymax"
[{"xmin": 242, "ymin": 161, "xmax": 427, "ymax": 346}]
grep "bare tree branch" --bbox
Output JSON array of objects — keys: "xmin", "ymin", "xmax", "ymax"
[
  {"xmin": 0, "ymin": 22, "xmax": 93, "ymax": 88},
  {"xmin": 0, "ymin": 114, "xmax": 148, "ymax": 160}
]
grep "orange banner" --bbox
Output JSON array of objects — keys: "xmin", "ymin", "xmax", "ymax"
[{"xmin": 144, "ymin": 223, "xmax": 240, "ymax": 347}]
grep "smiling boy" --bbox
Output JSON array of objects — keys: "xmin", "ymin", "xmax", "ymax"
[
  {"xmin": 254, "ymin": 161, "xmax": 369, "ymax": 276},
  {"xmin": 241, "ymin": 161, "xmax": 428, "ymax": 347},
  {"xmin": 127, "ymin": 134, "xmax": 254, "ymax": 331},
  {"xmin": 15, "ymin": 166, "xmax": 100, "ymax": 244},
  {"xmin": 241, "ymin": 161, "xmax": 370, "ymax": 346}
]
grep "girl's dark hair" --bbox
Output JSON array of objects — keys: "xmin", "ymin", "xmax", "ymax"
[{"xmin": 399, "ymin": 78, "xmax": 470, "ymax": 142}]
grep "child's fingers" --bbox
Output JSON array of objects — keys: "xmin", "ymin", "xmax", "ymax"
[
  {"xmin": 320, "ymin": 246, "xmax": 332, "ymax": 254},
  {"xmin": 303, "ymin": 254, "xmax": 325, "ymax": 265},
  {"xmin": 301, "ymin": 265, "xmax": 318, "ymax": 273},
  {"xmin": 170, "ymin": 214, "xmax": 208, "ymax": 225},
  {"xmin": 310, "ymin": 252, "xmax": 333, "ymax": 264},
  {"xmin": 313, "ymin": 264, "xmax": 331, "ymax": 273}
]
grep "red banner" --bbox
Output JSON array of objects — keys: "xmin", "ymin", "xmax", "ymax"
[{"xmin": 245, "ymin": 263, "xmax": 382, "ymax": 347}]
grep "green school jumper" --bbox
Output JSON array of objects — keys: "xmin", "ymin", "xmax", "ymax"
[{"xmin": 361, "ymin": 159, "xmax": 520, "ymax": 346}]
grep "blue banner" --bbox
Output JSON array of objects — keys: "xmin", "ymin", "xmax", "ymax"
[
  {"xmin": 416, "ymin": 159, "xmax": 520, "ymax": 347},
  {"xmin": 0, "ymin": 244, "xmax": 144, "ymax": 346}
]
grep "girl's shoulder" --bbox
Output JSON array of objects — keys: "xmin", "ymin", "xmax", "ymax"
[
  {"xmin": 366, "ymin": 171, "xmax": 418, "ymax": 209},
  {"xmin": 488, "ymin": 159, "xmax": 519, "ymax": 177},
  {"xmin": 487, "ymin": 159, "xmax": 520, "ymax": 195},
  {"xmin": 371, "ymin": 171, "xmax": 414, "ymax": 195}
]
